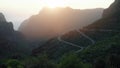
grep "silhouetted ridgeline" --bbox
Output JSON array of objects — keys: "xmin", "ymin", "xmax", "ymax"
[
  {"xmin": 0, "ymin": 13, "xmax": 6, "ymax": 22},
  {"xmin": 1, "ymin": 0, "xmax": 120, "ymax": 68},
  {"xmin": 0, "ymin": 13, "xmax": 31, "ymax": 59},
  {"xmin": 103, "ymin": 0, "xmax": 120, "ymax": 18},
  {"xmin": 19, "ymin": 8, "xmax": 103, "ymax": 40},
  {"xmin": 85, "ymin": 0, "xmax": 120, "ymax": 30}
]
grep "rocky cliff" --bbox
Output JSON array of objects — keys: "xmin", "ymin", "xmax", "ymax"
[
  {"xmin": 85, "ymin": 0, "xmax": 120, "ymax": 30},
  {"xmin": 103, "ymin": 0, "xmax": 120, "ymax": 18},
  {"xmin": 0, "ymin": 13, "xmax": 31, "ymax": 59},
  {"xmin": 0, "ymin": 13, "xmax": 6, "ymax": 22}
]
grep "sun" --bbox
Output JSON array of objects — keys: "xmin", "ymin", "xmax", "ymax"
[{"xmin": 42, "ymin": 0, "xmax": 67, "ymax": 8}]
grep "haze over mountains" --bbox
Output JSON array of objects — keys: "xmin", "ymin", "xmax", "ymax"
[
  {"xmin": 19, "ymin": 7, "xmax": 103, "ymax": 39},
  {"xmin": 32, "ymin": 0, "xmax": 120, "ymax": 62},
  {"xmin": 1, "ymin": 0, "xmax": 120, "ymax": 68}
]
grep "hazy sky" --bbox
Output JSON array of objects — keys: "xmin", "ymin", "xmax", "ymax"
[{"xmin": 0, "ymin": 0, "xmax": 114, "ymax": 30}]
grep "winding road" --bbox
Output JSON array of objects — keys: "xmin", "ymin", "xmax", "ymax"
[
  {"xmin": 58, "ymin": 36, "xmax": 84, "ymax": 53},
  {"xmin": 57, "ymin": 29, "xmax": 95, "ymax": 53},
  {"xmin": 57, "ymin": 29, "xmax": 120, "ymax": 53},
  {"xmin": 76, "ymin": 29, "xmax": 95, "ymax": 45}
]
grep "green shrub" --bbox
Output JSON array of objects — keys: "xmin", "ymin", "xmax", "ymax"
[
  {"xmin": 58, "ymin": 53, "xmax": 92, "ymax": 68},
  {"xmin": 6, "ymin": 59, "xmax": 24, "ymax": 68}
]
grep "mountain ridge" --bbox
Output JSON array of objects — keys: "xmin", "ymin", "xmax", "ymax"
[
  {"xmin": 0, "ymin": 13, "xmax": 6, "ymax": 22},
  {"xmin": 19, "ymin": 8, "xmax": 103, "ymax": 40},
  {"xmin": 32, "ymin": 0, "xmax": 120, "ymax": 60},
  {"xmin": 0, "ymin": 13, "xmax": 31, "ymax": 59}
]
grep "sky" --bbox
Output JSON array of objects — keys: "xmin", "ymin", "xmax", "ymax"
[{"xmin": 0, "ymin": 0, "xmax": 114, "ymax": 30}]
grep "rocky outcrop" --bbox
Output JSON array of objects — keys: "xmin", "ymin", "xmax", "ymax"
[
  {"xmin": 103, "ymin": 0, "xmax": 120, "ymax": 18},
  {"xmin": 19, "ymin": 7, "xmax": 103, "ymax": 39},
  {"xmin": 0, "ymin": 13, "xmax": 6, "ymax": 22},
  {"xmin": 85, "ymin": 0, "xmax": 120, "ymax": 30},
  {"xmin": 0, "ymin": 13, "xmax": 31, "ymax": 59}
]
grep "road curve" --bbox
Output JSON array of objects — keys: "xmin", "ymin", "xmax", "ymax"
[
  {"xmin": 57, "ymin": 29, "xmax": 96, "ymax": 53},
  {"xmin": 76, "ymin": 30, "xmax": 95, "ymax": 45},
  {"xmin": 57, "ymin": 37, "xmax": 84, "ymax": 53},
  {"xmin": 57, "ymin": 29, "xmax": 119, "ymax": 53}
]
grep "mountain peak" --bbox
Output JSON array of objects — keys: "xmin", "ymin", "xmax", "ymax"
[
  {"xmin": 0, "ymin": 13, "xmax": 6, "ymax": 22},
  {"xmin": 19, "ymin": 8, "xmax": 103, "ymax": 39}
]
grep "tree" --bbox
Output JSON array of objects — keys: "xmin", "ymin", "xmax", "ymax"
[
  {"xmin": 58, "ymin": 53, "xmax": 92, "ymax": 68},
  {"xmin": 6, "ymin": 59, "xmax": 24, "ymax": 68},
  {"xmin": 24, "ymin": 54, "xmax": 56, "ymax": 68}
]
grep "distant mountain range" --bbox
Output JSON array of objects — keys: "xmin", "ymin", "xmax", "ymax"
[{"xmin": 19, "ymin": 7, "xmax": 103, "ymax": 39}]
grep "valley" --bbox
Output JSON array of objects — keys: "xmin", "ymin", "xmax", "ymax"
[{"xmin": 0, "ymin": 0, "xmax": 120, "ymax": 68}]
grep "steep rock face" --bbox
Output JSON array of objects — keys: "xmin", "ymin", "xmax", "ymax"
[
  {"xmin": 0, "ymin": 13, "xmax": 31, "ymax": 59},
  {"xmin": 103, "ymin": 0, "xmax": 120, "ymax": 18},
  {"xmin": 0, "ymin": 13, "xmax": 6, "ymax": 22},
  {"xmin": 85, "ymin": 0, "xmax": 120, "ymax": 30},
  {"xmin": 80, "ymin": 0, "xmax": 120, "ymax": 61},
  {"xmin": 19, "ymin": 7, "xmax": 103, "ymax": 39}
]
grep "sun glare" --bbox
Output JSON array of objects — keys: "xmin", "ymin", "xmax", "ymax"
[{"xmin": 41, "ymin": 0, "xmax": 67, "ymax": 8}]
